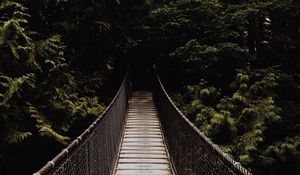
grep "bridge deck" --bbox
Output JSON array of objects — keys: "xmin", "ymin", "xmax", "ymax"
[{"xmin": 114, "ymin": 91, "xmax": 173, "ymax": 175}]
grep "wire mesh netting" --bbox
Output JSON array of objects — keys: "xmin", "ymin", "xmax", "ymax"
[
  {"xmin": 33, "ymin": 70, "xmax": 130, "ymax": 175},
  {"xmin": 153, "ymin": 67, "xmax": 252, "ymax": 175}
]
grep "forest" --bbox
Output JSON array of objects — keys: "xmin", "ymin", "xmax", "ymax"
[{"xmin": 0, "ymin": 0, "xmax": 299, "ymax": 175}]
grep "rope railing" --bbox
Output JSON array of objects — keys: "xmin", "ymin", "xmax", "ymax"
[
  {"xmin": 33, "ymin": 65, "xmax": 253, "ymax": 175},
  {"xmin": 33, "ymin": 69, "xmax": 130, "ymax": 175},
  {"xmin": 153, "ymin": 66, "xmax": 252, "ymax": 175}
]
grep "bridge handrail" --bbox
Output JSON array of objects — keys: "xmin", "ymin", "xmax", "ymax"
[
  {"xmin": 33, "ymin": 68, "xmax": 130, "ymax": 175},
  {"xmin": 153, "ymin": 65, "xmax": 252, "ymax": 175}
]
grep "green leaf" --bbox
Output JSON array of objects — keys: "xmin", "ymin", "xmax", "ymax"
[{"xmin": 4, "ymin": 130, "xmax": 32, "ymax": 144}]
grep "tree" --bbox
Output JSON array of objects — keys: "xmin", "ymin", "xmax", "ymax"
[
  {"xmin": 0, "ymin": 1, "xmax": 108, "ymax": 174},
  {"xmin": 146, "ymin": 0, "xmax": 300, "ymax": 174}
]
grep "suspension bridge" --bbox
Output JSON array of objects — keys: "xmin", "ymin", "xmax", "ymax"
[{"xmin": 33, "ymin": 67, "xmax": 252, "ymax": 175}]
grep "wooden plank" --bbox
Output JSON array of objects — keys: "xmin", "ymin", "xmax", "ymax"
[
  {"xmin": 126, "ymin": 121, "xmax": 158, "ymax": 123},
  {"xmin": 118, "ymin": 158, "xmax": 169, "ymax": 164},
  {"xmin": 128, "ymin": 108, "xmax": 157, "ymax": 110},
  {"xmin": 126, "ymin": 122, "xmax": 159, "ymax": 124},
  {"xmin": 119, "ymin": 154, "xmax": 167, "ymax": 159},
  {"xmin": 128, "ymin": 117, "xmax": 157, "ymax": 119},
  {"xmin": 128, "ymin": 113, "xmax": 157, "ymax": 115},
  {"xmin": 124, "ymin": 135, "xmax": 162, "ymax": 138},
  {"xmin": 123, "ymin": 138, "xmax": 163, "ymax": 142},
  {"xmin": 125, "ymin": 128, "xmax": 160, "ymax": 131},
  {"xmin": 126, "ymin": 126, "xmax": 160, "ymax": 129},
  {"xmin": 122, "ymin": 143, "xmax": 164, "ymax": 147},
  {"xmin": 127, "ymin": 119, "xmax": 157, "ymax": 120},
  {"xmin": 127, "ymin": 119, "xmax": 158, "ymax": 121},
  {"xmin": 126, "ymin": 119, "xmax": 159, "ymax": 125},
  {"xmin": 129, "ymin": 109, "xmax": 155, "ymax": 110},
  {"xmin": 128, "ymin": 111, "xmax": 157, "ymax": 113},
  {"xmin": 126, "ymin": 123, "xmax": 159, "ymax": 125},
  {"xmin": 120, "ymin": 150, "xmax": 166, "ymax": 154},
  {"xmin": 124, "ymin": 132, "xmax": 162, "ymax": 136},
  {"xmin": 127, "ymin": 117, "xmax": 157, "ymax": 119},
  {"xmin": 121, "ymin": 146, "xmax": 165, "ymax": 151},
  {"xmin": 127, "ymin": 115, "xmax": 157, "ymax": 117},
  {"xmin": 125, "ymin": 130, "xmax": 161, "ymax": 133},
  {"xmin": 117, "ymin": 164, "xmax": 170, "ymax": 170},
  {"xmin": 126, "ymin": 123, "xmax": 160, "ymax": 125},
  {"xmin": 114, "ymin": 91, "xmax": 173, "ymax": 175},
  {"xmin": 115, "ymin": 169, "xmax": 171, "ymax": 175}
]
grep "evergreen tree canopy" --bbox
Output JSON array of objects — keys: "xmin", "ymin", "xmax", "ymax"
[{"xmin": 0, "ymin": 0, "xmax": 300, "ymax": 174}]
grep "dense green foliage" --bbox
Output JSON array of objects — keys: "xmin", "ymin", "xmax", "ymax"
[
  {"xmin": 1, "ymin": 0, "xmax": 300, "ymax": 174},
  {"xmin": 0, "ymin": 0, "xmax": 133, "ymax": 174},
  {"xmin": 145, "ymin": 0, "xmax": 300, "ymax": 174}
]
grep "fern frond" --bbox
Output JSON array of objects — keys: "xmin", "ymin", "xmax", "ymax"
[
  {"xmin": 37, "ymin": 35, "xmax": 64, "ymax": 58},
  {"xmin": 27, "ymin": 104, "xmax": 71, "ymax": 145},
  {"xmin": 13, "ymin": 11, "xmax": 31, "ymax": 20},
  {"xmin": 0, "ymin": 73, "xmax": 36, "ymax": 105},
  {"xmin": 27, "ymin": 43, "xmax": 42, "ymax": 71},
  {"xmin": 0, "ymin": 0, "xmax": 28, "ymax": 12},
  {"xmin": 38, "ymin": 125, "xmax": 70, "ymax": 145},
  {"xmin": 4, "ymin": 130, "xmax": 32, "ymax": 144},
  {"xmin": 0, "ymin": 20, "xmax": 18, "ymax": 44},
  {"xmin": 95, "ymin": 21, "xmax": 111, "ymax": 32}
]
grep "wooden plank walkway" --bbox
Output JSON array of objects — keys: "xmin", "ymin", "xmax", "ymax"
[{"xmin": 114, "ymin": 91, "xmax": 173, "ymax": 175}]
